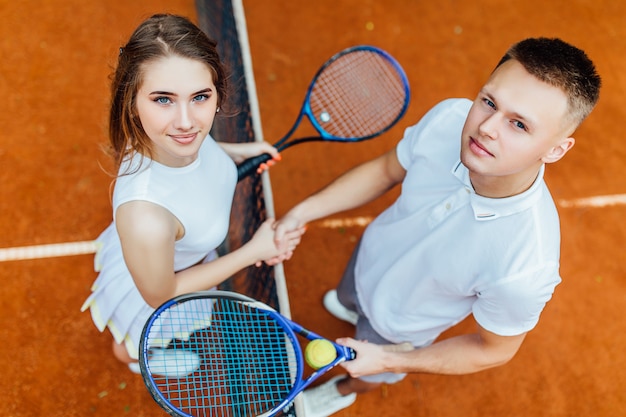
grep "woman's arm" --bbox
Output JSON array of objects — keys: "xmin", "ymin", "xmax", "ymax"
[
  {"xmin": 218, "ymin": 141, "xmax": 280, "ymax": 164},
  {"xmin": 116, "ymin": 201, "xmax": 302, "ymax": 308}
]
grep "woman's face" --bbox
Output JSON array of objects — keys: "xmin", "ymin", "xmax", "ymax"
[{"xmin": 135, "ymin": 55, "xmax": 219, "ymax": 167}]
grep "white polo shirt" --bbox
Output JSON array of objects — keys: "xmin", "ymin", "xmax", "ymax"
[{"xmin": 355, "ymin": 98, "xmax": 562, "ymax": 347}]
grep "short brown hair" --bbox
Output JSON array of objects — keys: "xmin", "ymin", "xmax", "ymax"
[{"xmin": 496, "ymin": 37, "xmax": 601, "ymax": 127}]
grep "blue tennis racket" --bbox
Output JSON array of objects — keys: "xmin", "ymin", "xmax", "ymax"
[
  {"xmin": 139, "ymin": 290, "xmax": 355, "ymax": 417},
  {"xmin": 237, "ymin": 45, "xmax": 410, "ymax": 181}
]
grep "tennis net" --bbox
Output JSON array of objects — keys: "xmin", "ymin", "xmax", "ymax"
[
  {"xmin": 196, "ymin": 0, "xmax": 279, "ymax": 309},
  {"xmin": 194, "ymin": 4, "xmax": 301, "ymax": 415}
]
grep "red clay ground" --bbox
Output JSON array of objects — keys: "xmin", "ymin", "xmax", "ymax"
[{"xmin": 1, "ymin": 1, "xmax": 625, "ymax": 416}]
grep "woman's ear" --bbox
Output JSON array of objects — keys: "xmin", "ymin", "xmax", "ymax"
[{"xmin": 542, "ymin": 137, "xmax": 575, "ymax": 164}]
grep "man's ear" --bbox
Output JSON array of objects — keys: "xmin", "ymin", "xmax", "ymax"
[{"xmin": 542, "ymin": 137, "xmax": 575, "ymax": 164}]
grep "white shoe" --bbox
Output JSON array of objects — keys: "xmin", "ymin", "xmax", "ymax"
[
  {"xmin": 302, "ymin": 375, "xmax": 356, "ymax": 417},
  {"xmin": 128, "ymin": 349, "xmax": 201, "ymax": 378},
  {"xmin": 323, "ymin": 290, "xmax": 358, "ymax": 325}
]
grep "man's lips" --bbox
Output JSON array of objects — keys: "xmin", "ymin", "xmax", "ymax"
[{"xmin": 469, "ymin": 137, "xmax": 494, "ymax": 157}]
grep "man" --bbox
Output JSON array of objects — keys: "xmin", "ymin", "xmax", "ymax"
[{"xmin": 274, "ymin": 37, "xmax": 601, "ymax": 416}]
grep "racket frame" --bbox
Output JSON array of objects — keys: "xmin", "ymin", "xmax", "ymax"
[
  {"xmin": 236, "ymin": 44, "xmax": 410, "ymax": 180},
  {"xmin": 275, "ymin": 45, "xmax": 411, "ymax": 151},
  {"xmin": 139, "ymin": 290, "xmax": 355, "ymax": 417}
]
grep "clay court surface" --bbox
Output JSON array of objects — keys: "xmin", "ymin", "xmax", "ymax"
[{"xmin": 1, "ymin": 0, "xmax": 625, "ymax": 416}]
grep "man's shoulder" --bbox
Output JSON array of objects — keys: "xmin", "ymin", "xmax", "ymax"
[
  {"xmin": 396, "ymin": 99, "xmax": 470, "ymax": 171},
  {"xmin": 426, "ymin": 98, "xmax": 473, "ymax": 119},
  {"xmin": 406, "ymin": 98, "xmax": 472, "ymax": 136},
  {"xmin": 403, "ymin": 98, "xmax": 472, "ymax": 144}
]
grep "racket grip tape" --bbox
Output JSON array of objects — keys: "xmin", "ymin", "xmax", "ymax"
[
  {"xmin": 347, "ymin": 347, "xmax": 357, "ymax": 360},
  {"xmin": 237, "ymin": 153, "xmax": 273, "ymax": 181},
  {"xmin": 337, "ymin": 345, "xmax": 357, "ymax": 361}
]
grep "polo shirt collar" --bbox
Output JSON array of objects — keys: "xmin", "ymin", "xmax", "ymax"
[{"xmin": 451, "ymin": 160, "xmax": 545, "ymax": 221}]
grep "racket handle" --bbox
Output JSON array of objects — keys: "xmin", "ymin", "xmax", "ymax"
[
  {"xmin": 338, "ymin": 345, "xmax": 357, "ymax": 361},
  {"xmin": 348, "ymin": 347, "xmax": 357, "ymax": 360},
  {"xmin": 236, "ymin": 153, "xmax": 273, "ymax": 181}
]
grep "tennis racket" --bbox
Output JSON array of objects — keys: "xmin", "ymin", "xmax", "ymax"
[
  {"xmin": 139, "ymin": 290, "xmax": 356, "ymax": 417},
  {"xmin": 237, "ymin": 45, "xmax": 410, "ymax": 181}
]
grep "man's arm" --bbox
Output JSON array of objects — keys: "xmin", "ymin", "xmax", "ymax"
[
  {"xmin": 338, "ymin": 320, "xmax": 527, "ymax": 377},
  {"xmin": 274, "ymin": 148, "xmax": 406, "ymax": 242}
]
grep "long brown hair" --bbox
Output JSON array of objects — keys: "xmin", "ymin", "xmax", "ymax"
[{"xmin": 108, "ymin": 14, "xmax": 228, "ymax": 173}]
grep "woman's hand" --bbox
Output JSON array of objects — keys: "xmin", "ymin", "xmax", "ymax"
[
  {"xmin": 245, "ymin": 218, "xmax": 304, "ymax": 266},
  {"xmin": 218, "ymin": 141, "xmax": 282, "ymax": 173}
]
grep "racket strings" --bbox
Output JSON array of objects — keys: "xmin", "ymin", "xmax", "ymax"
[
  {"xmin": 310, "ymin": 50, "xmax": 408, "ymax": 138},
  {"xmin": 144, "ymin": 297, "xmax": 298, "ymax": 416}
]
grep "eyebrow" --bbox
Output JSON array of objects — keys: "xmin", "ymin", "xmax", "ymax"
[{"xmin": 148, "ymin": 87, "xmax": 213, "ymax": 96}]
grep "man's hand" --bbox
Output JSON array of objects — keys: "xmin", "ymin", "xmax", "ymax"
[{"xmin": 337, "ymin": 338, "xmax": 414, "ymax": 378}]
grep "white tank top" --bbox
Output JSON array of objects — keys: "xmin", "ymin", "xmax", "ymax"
[{"xmin": 112, "ymin": 135, "xmax": 237, "ymax": 271}]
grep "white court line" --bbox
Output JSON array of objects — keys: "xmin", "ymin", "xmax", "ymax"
[
  {"xmin": 316, "ymin": 216, "xmax": 375, "ymax": 228},
  {"xmin": 1, "ymin": 194, "xmax": 624, "ymax": 262},
  {"xmin": 0, "ymin": 241, "xmax": 100, "ymax": 262},
  {"xmin": 557, "ymin": 193, "xmax": 626, "ymax": 208}
]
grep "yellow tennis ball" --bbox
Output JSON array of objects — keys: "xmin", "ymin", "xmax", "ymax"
[{"xmin": 305, "ymin": 339, "xmax": 337, "ymax": 369}]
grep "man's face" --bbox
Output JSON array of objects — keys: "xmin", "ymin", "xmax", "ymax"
[{"xmin": 460, "ymin": 59, "xmax": 574, "ymax": 197}]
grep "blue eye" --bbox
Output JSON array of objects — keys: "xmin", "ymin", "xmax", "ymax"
[
  {"xmin": 483, "ymin": 98, "xmax": 496, "ymax": 109},
  {"xmin": 193, "ymin": 94, "xmax": 209, "ymax": 102},
  {"xmin": 511, "ymin": 120, "xmax": 527, "ymax": 131},
  {"xmin": 154, "ymin": 96, "xmax": 171, "ymax": 105}
]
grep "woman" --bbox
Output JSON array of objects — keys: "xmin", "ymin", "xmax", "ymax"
[{"xmin": 82, "ymin": 14, "xmax": 302, "ymax": 376}]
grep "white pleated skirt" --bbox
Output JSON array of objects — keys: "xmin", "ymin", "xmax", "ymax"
[{"xmin": 81, "ymin": 224, "xmax": 216, "ymax": 359}]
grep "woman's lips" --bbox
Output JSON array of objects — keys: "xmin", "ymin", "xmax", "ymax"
[{"xmin": 170, "ymin": 133, "xmax": 197, "ymax": 145}]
